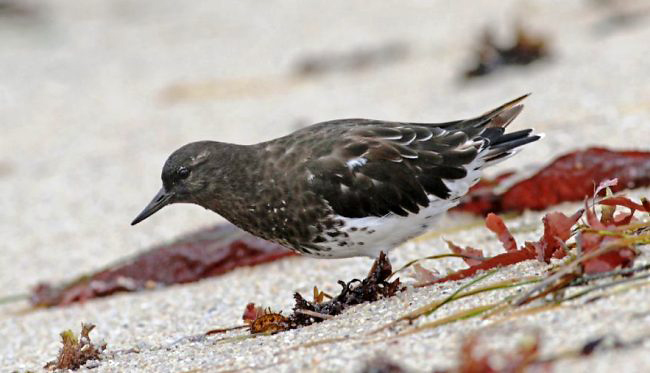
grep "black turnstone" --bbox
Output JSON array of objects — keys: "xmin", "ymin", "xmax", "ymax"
[{"xmin": 132, "ymin": 95, "xmax": 540, "ymax": 258}]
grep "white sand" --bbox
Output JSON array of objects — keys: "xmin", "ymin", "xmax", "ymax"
[{"xmin": 2, "ymin": 0, "xmax": 650, "ymax": 371}]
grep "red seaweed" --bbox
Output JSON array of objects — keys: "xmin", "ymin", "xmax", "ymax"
[
  {"xmin": 31, "ymin": 224, "xmax": 294, "ymax": 307},
  {"xmin": 455, "ymin": 148, "xmax": 650, "ymax": 215},
  {"xmin": 419, "ymin": 211, "xmax": 580, "ymax": 286},
  {"xmin": 526, "ymin": 210, "xmax": 584, "ymax": 262},
  {"xmin": 242, "ymin": 303, "xmax": 268, "ymax": 324},
  {"xmin": 579, "ymin": 197, "xmax": 638, "ymax": 274},
  {"xmin": 426, "ymin": 187, "xmax": 644, "ymax": 286},
  {"xmin": 445, "ymin": 240, "xmax": 485, "ymax": 267},
  {"xmin": 421, "ymin": 249, "xmax": 535, "ymax": 285},
  {"xmin": 600, "ymin": 196, "xmax": 649, "ymax": 212},
  {"xmin": 485, "ymin": 212, "xmax": 518, "ymax": 252}
]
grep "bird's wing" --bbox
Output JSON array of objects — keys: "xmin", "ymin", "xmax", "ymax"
[{"xmin": 306, "ymin": 95, "xmax": 536, "ymax": 218}]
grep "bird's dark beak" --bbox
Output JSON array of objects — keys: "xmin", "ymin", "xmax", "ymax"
[{"xmin": 131, "ymin": 188, "xmax": 174, "ymax": 225}]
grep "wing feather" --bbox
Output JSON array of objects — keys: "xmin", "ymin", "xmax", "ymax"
[{"xmin": 304, "ymin": 95, "xmax": 536, "ymax": 219}]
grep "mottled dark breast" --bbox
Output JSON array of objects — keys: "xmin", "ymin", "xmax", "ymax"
[{"xmin": 214, "ymin": 136, "xmax": 336, "ymax": 254}]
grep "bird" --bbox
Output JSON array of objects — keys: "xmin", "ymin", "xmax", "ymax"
[{"xmin": 132, "ymin": 94, "xmax": 540, "ymax": 259}]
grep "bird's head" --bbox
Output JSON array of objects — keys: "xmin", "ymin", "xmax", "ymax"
[{"xmin": 131, "ymin": 141, "xmax": 215, "ymax": 225}]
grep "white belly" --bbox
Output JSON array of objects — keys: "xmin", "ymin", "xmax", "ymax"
[
  {"xmin": 331, "ymin": 197, "xmax": 459, "ymax": 258},
  {"xmin": 308, "ymin": 156, "xmax": 483, "ymax": 258}
]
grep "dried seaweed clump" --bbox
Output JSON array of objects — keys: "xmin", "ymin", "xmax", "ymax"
[
  {"xmin": 464, "ymin": 25, "xmax": 549, "ymax": 79},
  {"xmin": 238, "ymin": 252, "xmax": 402, "ymax": 334},
  {"xmin": 44, "ymin": 323, "xmax": 106, "ymax": 371},
  {"xmin": 290, "ymin": 252, "xmax": 402, "ymax": 327},
  {"xmin": 242, "ymin": 303, "xmax": 291, "ymax": 334}
]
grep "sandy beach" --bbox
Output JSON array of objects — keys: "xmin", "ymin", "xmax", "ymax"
[{"xmin": 2, "ymin": 0, "xmax": 650, "ymax": 371}]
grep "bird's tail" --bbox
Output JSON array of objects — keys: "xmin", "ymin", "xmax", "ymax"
[{"xmin": 469, "ymin": 94, "xmax": 541, "ymax": 166}]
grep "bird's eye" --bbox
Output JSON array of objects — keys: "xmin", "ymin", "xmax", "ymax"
[{"xmin": 177, "ymin": 167, "xmax": 190, "ymax": 179}]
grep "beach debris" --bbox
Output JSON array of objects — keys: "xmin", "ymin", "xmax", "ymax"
[
  {"xmin": 579, "ymin": 197, "xmax": 639, "ymax": 275},
  {"xmin": 44, "ymin": 323, "xmax": 106, "ymax": 371},
  {"xmin": 31, "ymin": 224, "xmax": 294, "ymax": 307},
  {"xmin": 0, "ymin": 161, "xmax": 13, "ymax": 178},
  {"xmin": 360, "ymin": 357, "xmax": 408, "ymax": 373},
  {"xmin": 591, "ymin": 0, "xmax": 650, "ymax": 35},
  {"xmin": 249, "ymin": 312, "xmax": 291, "ymax": 334},
  {"xmin": 463, "ymin": 25, "xmax": 549, "ymax": 79},
  {"xmin": 239, "ymin": 303, "xmax": 290, "ymax": 334},
  {"xmin": 408, "ymin": 263, "xmax": 441, "ymax": 286},
  {"xmin": 206, "ymin": 252, "xmax": 403, "ymax": 335},
  {"xmin": 485, "ymin": 213, "xmax": 518, "ymax": 252},
  {"xmin": 445, "ymin": 240, "xmax": 485, "ymax": 266},
  {"xmin": 289, "ymin": 252, "xmax": 402, "ymax": 328},
  {"xmin": 364, "ymin": 331, "xmax": 650, "ymax": 372},
  {"xmin": 242, "ymin": 303, "xmax": 268, "ymax": 324},
  {"xmin": 312, "ymin": 286, "xmax": 329, "ymax": 304},
  {"xmin": 451, "ymin": 333, "xmax": 544, "ymax": 373},
  {"xmin": 360, "ymin": 333, "xmax": 544, "ymax": 373},
  {"xmin": 293, "ymin": 42, "xmax": 409, "ymax": 77},
  {"xmin": 0, "ymin": 0, "xmax": 40, "ymax": 20},
  {"xmin": 420, "ymin": 209, "xmax": 581, "ymax": 286},
  {"xmin": 455, "ymin": 147, "xmax": 650, "ymax": 215},
  {"xmin": 414, "ymin": 179, "xmax": 645, "ymax": 287},
  {"xmin": 580, "ymin": 335, "xmax": 626, "ymax": 355}
]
